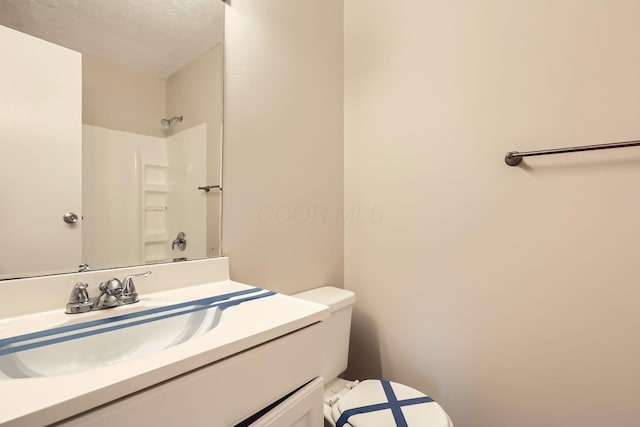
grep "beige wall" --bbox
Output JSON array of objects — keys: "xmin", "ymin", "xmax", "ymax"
[
  {"xmin": 166, "ymin": 45, "xmax": 224, "ymax": 256},
  {"xmin": 223, "ymin": 0, "xmax": 344, "ymax": 294},
  {"xmin": 83, "ymin": 54, "xmax": 166, "ymax": 137},
  {"xmin": 345, "ymin": 1, "xmax": 640, "ymax": 426}
]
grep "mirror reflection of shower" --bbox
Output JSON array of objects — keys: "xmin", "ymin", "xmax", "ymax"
[{"xmin": 161, "ymin": 115, "xmax": 184, "ymax": 129}]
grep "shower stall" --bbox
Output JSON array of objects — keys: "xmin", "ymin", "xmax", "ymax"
[{"xmin": 82, "ymin": 122, "xmax": 208, "ymax": 270}]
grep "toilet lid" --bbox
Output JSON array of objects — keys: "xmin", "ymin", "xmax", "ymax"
[{"xmin": 331, "ymin": 380, "xmax": 451, "ymax": 427}]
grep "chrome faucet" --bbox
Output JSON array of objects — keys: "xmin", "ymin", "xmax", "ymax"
[
  {"xmin": 172, "ymin": 232, "xmax": 187, "ymax": 251},
  {"xmin": 65, "ymin": 271, "xmax": 151, "ymax": 314}
]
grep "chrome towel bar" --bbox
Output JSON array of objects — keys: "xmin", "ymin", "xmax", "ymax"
[{"xmin": 505, "ymin": 139, "xmax": 640, "ymax": 166}]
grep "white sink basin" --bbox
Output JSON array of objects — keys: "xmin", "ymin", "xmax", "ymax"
[{"xmin": 0, "ymin": 287, "xmax": 272, "ymax": 378}]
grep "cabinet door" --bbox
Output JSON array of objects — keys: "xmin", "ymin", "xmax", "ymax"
[
  {"xmin": 248, "ymin": 377, "xmax": 324, "ymax": 427},
  {"xmin": 54, "ymin": 324, "xmax": 323, "ymax": 427},
  {"xmin": 0, "ymin": 25, "xmax": 82, "ymax": 279}
]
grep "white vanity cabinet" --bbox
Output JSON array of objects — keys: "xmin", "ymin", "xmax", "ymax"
[
  {"xmin": 0, "ymin": 259, "xmax": 329, "ymax": 426},
  {"xmin": 56, "ymin": 323, "xmax": 324, "ymax": 427}
]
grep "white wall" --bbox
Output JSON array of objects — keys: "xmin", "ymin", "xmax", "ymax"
[
  {"xmin": 223, "ymin": 0, "xmax": 344, "ymax": 294},
  {"xmin": 345, "ymin": 1, "xmax": 640, "ymax": 426}
]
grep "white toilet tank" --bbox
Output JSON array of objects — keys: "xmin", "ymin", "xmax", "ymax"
[{"xmin": 293, "ymin": 287, "xmax": 356, "ymax": 384}]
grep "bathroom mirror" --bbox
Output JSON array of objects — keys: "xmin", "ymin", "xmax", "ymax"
[{"xmin": 0, "ymin": 0, "xmax": 224, "ymax": 280}]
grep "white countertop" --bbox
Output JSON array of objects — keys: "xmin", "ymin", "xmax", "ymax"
[{"xmin": 0, "ymin": 279, "xmax": 329, "ymax": 426}]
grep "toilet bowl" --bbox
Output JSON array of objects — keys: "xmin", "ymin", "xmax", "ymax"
[{"xmin": 294, "ymin": 287, "xmax": 453, "ymax": 427}]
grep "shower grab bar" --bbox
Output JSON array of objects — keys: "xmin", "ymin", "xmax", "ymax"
[
  {"xmin": 505, "ymin": 139, "xmax": 640, "ymax": 166},
  {"xmin": 197, "ymin": 185, "xmax": 222, "ymax": 193}
]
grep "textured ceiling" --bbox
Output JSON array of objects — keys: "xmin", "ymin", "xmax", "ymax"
[{"xmin": 0, "ymin": 0, "xmax": 224, "ymax": 78}]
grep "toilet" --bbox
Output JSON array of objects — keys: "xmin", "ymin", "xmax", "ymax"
[{"xmin": 294, "ymin": 287, "xmax": 453, "ymax": 427}]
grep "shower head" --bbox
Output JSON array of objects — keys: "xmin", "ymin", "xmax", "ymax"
[{"xmin": 161, "ymin": 115, "xmax": 183, "ymax": 129}]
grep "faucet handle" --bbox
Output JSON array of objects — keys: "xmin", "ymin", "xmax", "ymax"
[
  {"xmin": 68, "ymin": 282, "xmax": 90, "ymax": 303},
  {"xmin": 66, "ymin": 282, "xmax": 92, "ymax": 314},
  {"xmin": 122, "ymin": 271, "xmax": 151, "ymax": 304}
]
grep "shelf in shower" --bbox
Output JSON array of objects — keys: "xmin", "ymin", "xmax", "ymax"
[{"xmin": 143, "ymin": 184, "xmax": 169, "ymax": 193}]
